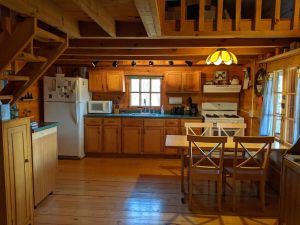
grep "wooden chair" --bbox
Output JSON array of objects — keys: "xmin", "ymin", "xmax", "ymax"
[
  {"xmin": 185, "ymin": 122, "xmax": 214, "ymax": 136},
  {"xmin": 217, "ymin": 123, "xmax": 247, "ymax": 136},
  {"xmin": 223, "ymin": 136, "xmax": 275, "ymax": 211},
  {"xmin": 187, "ymin": 135, "xmax": 227, "ymax": 211}
]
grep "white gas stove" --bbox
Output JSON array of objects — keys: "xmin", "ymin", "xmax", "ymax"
[{"xmin": 202, "ymin": 102, "xmax": 245, "ymax": 136}]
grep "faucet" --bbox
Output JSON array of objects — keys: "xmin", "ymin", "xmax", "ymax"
[{"xmin": 143, "ymin": 99, "xmax": 147, "ymax": 113}]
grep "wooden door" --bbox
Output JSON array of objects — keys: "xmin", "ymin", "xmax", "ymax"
[
  {"xmin": 143, "ymin": 127, "xmax": 164, "ymax": 153},
  {"xmin": 104, "ymin": 71, "xmax": 125, "ymax": 92},
  {"xmin": 88, "ymin": 70, "xmax": 104, "ymax": 92},
  {"xmin": 122, "ymin": 126, "xmax": 142, "ymax": 154},
  {"xmin": 103, "ymin": 126, "xmax": 121, "ymax": 153},
  {"xmin": 6, "ymin": 122, "xmax": 33, "ymax": 225},
  {"xmin": 182, "ymin": 71, "xmax": 201, "ymax": 92},
  {"xmin": 165, "ymin": 71, "xmax": 182, "ymax": 92},
  {"xmin": 164, "ymin": 127, "xmax": 179, "ymax": 155},
  {"xmin": 85, "ymin": 125, "xmax": 102, "ymax": 153}
]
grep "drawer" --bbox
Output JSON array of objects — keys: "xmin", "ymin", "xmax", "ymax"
[
  {"xmin": 122, "ymin": 118, "xmax": 143, "ymax": 126},
  {"xmin": 165, "ymin": 119, "xmax": 179, "ymax": 127},
  {"xmin": 104, "ymin": 118, "xmax": 121, "ymax": 125},
  {"xmin": 180, "ymin": 119, "xmax": 203, "ymax": 127},
  {"xmin": 85, "ymin": 118, "xmax": 103, "ymax": 126},
  {"xmin": 144, "ymin": 119, "xmax": 164, "ymax": 127}
]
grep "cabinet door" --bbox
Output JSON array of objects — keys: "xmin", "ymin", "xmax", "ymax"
[
  {"xmin": 7, "ymin": 124, "xmax": 33, "ymax": 225},
  {"xmin": 143, "ymin": 127, "xmax": 164, "ymax": 153},
  {"xmin": 165, "ymin": 71, "xmax": 182, "ymax": 92},
  {"xmin": 122, "ymin": 126, "xmax": 142, "ymax": 154},
  {"xmin": 182, "ymin": 71, "xmax": 201, "ymax": 92},
  {"xmin": 85, "ymin": 125, "xmax": 102, "ymax": 153},
  {"xmin": 165, "ymin": 127, "xmax": 179, "ymax": 155},
  {"xmin": 88, "ymin": 70, "xmax": 104, "ymax": 92},
  {"xmin": 103, "ymin": 126, "xmax": 121, "ymax": 153},
  {"xmin": 104, "ymin": 71, "xmax": 125, "ymax": 92}
]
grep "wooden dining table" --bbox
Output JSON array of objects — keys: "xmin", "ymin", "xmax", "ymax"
[{"xmin": 165, "ymin": 135, "xmax": 289, "ymax": 193}]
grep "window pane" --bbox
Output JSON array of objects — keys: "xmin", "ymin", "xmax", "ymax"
[
  {"xmin": 151, "ymin": 79, "xmax": 161, "ymax": 92},
  {"xmin": 151, "ymin": 93, "xmax": 160, "ymax": 106},
  {"xmin": 274, "ymin": 116, "xmax": 282, "ymax": 136},
  {"xmin": 130, "ymin": 79, "xmax": 140, "ymax": 92},
  {"xmin": 130, "ymin": 93, "xmax": 140, "ymax": 106},
  {"xmin": 277, "ymin": 72, "xmax": 283, "ymax": 92},
  {"xmin": 141, "ymin": 93, "xmax": 150, "ymax": 106},
  {"xmin": 275, "ymin": 93, "xmax": 283, "ymax": 114},
  {"xmin": 141, "ymin": 79, "xmax": 150, "ymax": 92}
]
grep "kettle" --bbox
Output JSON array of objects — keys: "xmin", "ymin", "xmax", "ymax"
[{"xmin": 230, "ymin": 75, "xmax": 240, "ymax": 85}]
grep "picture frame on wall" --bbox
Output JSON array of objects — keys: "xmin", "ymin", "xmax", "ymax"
[{"xmin": 214, "ymin": 71, "xmax": 227, "ymax": 84}]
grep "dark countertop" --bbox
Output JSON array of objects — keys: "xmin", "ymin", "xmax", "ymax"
[
  {"xmin": 31, "ymin": 122, "xmax": 59, "ymax": 133},
  {"xmin": 85, "ymin": 113, "xmax": 204, "ymax": 119}
]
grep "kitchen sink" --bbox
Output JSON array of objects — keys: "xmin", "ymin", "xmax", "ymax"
[{"xmin": 129, "ymin": 113, "xmax": 161, "ymax": 117}]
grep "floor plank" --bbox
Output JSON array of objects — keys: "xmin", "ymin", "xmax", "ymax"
[{"xmin": 35, "ymin": 158, "xmax": 279, "ymax": 225}]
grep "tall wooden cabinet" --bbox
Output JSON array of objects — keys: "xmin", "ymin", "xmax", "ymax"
[{"xmin": 0, "ymin": 118, "xmax": 33, "ymax": 225}]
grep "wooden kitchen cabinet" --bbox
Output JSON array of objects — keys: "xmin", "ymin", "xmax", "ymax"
[
  {"xmin": 85, "ymin": 125, "xmax": 102, "ymax": 153},
  {"xmin": 32, "ymin": 127, "xmax": 58, "ymax": 206},
  {"xmin": 165, "ymin": 71, "xmax": 201, "ymax": 93},
  {"xmin": 143, "ymin": 127, "xmax": 164, "ymax": 153},
  {"xmin": 0, "ymin": 118, "xmax": 33, "ymax": 225},
  {"xmin": 122, "ymin": 126, "xmax": 142, "ymax": 153},
  {"xmin": 103, "ymin": 126, "xmax": 121, "ymax": 153},
  {"xmin": 88, "ymin": 69, "xmax": 125, "ymax": 93}
]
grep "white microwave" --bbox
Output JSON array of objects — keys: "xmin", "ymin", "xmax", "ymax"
[{"xmin": 88, "ymin": 101, "xmax": 113, "ymax": 114}]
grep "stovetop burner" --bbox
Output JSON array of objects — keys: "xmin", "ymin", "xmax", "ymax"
[
  {"xmin": 206, "ymin": 114, "xmax": 219, "ymax": 118},
  {"xmin": 224, "ymin": 114, "xmax": 239, "ymax": 118}
]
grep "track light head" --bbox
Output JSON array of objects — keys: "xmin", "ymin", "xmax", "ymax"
[
  {"xmin": 149, "ymin": 61, "xmax": 154, "ymax": 66},
  {"xmin": 131, "ymin": 60, "xmax": 136, "ymax": 67},
  {"xmin": 185, "ymin": 60, "xmax": 193, "ymax": 67},
  {"xmin": 168, "ymin": 60, "xmax": 174, "ymax": 66},
  {"xmin": 112, "ymin": 61, "xmax": 118, "ymax": 67},
  {"xmin": 91, "ymin": 60, "xmax": 99, "ymax": 68}
]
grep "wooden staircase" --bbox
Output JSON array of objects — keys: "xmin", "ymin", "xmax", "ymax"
[{"xmin": 0, "ymin": 15, "xmax": 68, "ymax": 105}]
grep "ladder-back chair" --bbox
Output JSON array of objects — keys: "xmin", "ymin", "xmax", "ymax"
[
  {"xmin": 224, "ymin": 136, "xmax": 275, "ymax": 211},
  {"xmin": 185, "ymin": 122, "xmax": 214, "ymax": 136},
  {"xmin": 187, "ymin": 135, "xmax": 227, "ymax": 211},
  {"xmin": 217, "ymin": 123, "xmax": 247, "ymax": 136}
]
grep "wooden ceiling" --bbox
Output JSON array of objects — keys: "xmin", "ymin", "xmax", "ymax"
[{"xmin": 1, "ymin": 0, "xmax": 300, "ymax": 66}]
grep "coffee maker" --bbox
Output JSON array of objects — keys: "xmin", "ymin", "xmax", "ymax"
[{"xmin": 188, "ymin": 97, "xmax": 198, "ymax": 115}]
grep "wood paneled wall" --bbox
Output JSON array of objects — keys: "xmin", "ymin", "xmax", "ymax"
[{"xmin": 92, "ymin": 65, "xmax": 245, "ymax": 111}]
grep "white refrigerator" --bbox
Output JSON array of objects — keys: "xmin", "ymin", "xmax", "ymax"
[{"xmin": 43, "ymin": 76, "xmax": 90, "ymax": 159}]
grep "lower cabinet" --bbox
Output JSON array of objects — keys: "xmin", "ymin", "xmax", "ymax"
[
  {"xmin": 85, "ymin": 125, "xmax": 102, "ymax": 153},
  {"xmin": 122, "ymin": 126, "xmax": 142, "ymax": 153},
  {"xmin": 103, "ymin": 126, "xmax": 121, "ymax": 153},
  {"xmin": 0, "ymin": 118, "xmax": 33, "ymax": 225},
  {"xmin": 32, "ymin": 127, "xmax": 58, "ymax": 206},
  {"xmin": 143, "ymin": 127, "xmax": 164, "ymax": 153}
]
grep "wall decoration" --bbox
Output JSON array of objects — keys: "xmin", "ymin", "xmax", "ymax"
[{"xmin": 214, "ymin": 70, "xmax": 227, "ymax": 84}]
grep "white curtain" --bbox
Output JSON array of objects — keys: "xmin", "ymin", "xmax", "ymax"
[
  {"xmin": 259, "ymin": 74, "xmax": 274, "ymax": 136},
  {"xmin": 294, "ymin": 73, "xmax": 300, "ymax": 143}
]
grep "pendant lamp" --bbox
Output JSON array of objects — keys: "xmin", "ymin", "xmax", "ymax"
[{"xmin": 206, "ymin": 48, "xmax": 238, "ymax": 65}]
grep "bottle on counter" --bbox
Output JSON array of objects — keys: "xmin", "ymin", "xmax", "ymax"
[{"xmin": 161, "ymin": 105, "xmax": 164, "ymax": 114}]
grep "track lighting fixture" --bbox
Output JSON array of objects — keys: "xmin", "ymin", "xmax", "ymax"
[
  {"xmin": 112, "ymin": 61, "xmax": 118, "ymax": 67},
  {"xmin": 131, "ymin": 60, "xmax": 136, "ymax": 67},
  {"xmin": 185, "ymin": 60, "xmax": 193, "ymax": 67},
  {"xmin": 149, "ymin": 61, "xmax": 154, "ymax": 66},
  {"xmin": 168, "ymin": 60, "xmax": 174, "ymax": 66},
  {"xmin": 91, "ymin": 60, "xmax": 99, "ymax": 68}
]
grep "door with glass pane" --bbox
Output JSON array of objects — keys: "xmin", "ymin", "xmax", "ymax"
[{"xmin": 273, "ymin": 70, "xmax": 283, "ymax": 140}]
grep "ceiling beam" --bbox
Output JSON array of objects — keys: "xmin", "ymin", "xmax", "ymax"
[
  {"xmin": 68, "ymin": 38, "xmax": 295, "ymax": 49},
  {"xmin": 134, "ymin": 0, "xmax": 161, "ymax": 37},
  {"xmin": 72, "ymin": 0, "xmax": 116, "ymax": 37},
  {"xmin": 63, "ymin": 48, "xmax": 271, "ymax": 56},
  {"xmin": 0, "ymin": 0, "xmax": 80, "ymax": 37}
]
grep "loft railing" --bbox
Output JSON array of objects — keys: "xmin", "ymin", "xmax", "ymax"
[{"xmin": 158, "ymin": 0, "xmax": 300, "ymax": 37}]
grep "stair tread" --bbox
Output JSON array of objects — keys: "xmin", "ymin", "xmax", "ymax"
[
  {"xmin": 0, "ymin": 95, "xmax": 13, "ymax": 100},
  {"xmin": 18, "ymin": 52, "xmax": 47, "ymax": 62},
  {"xmin": 35, "ymin": 28, "xmax": 65, "ymax": 43},
  {"xmin": 0, "ymin": 75, "xmax": 29, "ymax": 81}
]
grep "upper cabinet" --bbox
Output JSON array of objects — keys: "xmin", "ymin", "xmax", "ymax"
[
  {"xmin": 165, "ymin": 71, "xmax": 201, "ymax": 93},
  {"xmin": 89, "ymin": 70, "xmax": 125, "ymax": 93}
]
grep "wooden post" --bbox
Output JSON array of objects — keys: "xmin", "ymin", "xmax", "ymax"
[
  {"xmin": 180, "ymin": 0, "xmax": 186, "ymax": 32},
  {"xmin": 217, "ymin": 0, "xmax": 223, "ymax": 31},
  {"xmin": 273, "ymin": 0, "xmax": 281, "ymax": 30},
  {"xmin": 254, "ymin": 0, "xmax": 262, "ymax": 30},
  {"xmin": 235, "ymin": 0, "xmax": 241, "ymax": 31},
  {"xmin": 292, "ymin": 0, "xmax": 300, "ymax": 30},
  {"xmin": 157, "ymin": 0, "xmax": 165, "ymax": 35},
  {"xmin": 198, "ymin": 0, "xmax": 205, "ymax": 31}
]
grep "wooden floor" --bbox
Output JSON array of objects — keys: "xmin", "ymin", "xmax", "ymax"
[{"xmin": 35, "ymin": 158, "xmax": 279, "ymax": 225}]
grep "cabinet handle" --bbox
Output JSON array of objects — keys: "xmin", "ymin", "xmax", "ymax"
[{"xmin": 24, "ymin": 159, "xmax": 29, "ymax": 163}]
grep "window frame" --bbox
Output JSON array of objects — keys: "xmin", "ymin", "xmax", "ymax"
[{"xmin": 129, "ymin": 77, "xmax": 162, "ymax": 107}]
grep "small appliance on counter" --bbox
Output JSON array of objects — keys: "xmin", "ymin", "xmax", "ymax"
[
  {"xmin": 171, "ymin": 106, "xmax": 184, "ymax": 115},
  {"xmin": 88, "ymin": 101, "xmax": 113, "ymax": 114},
  {"xmin": 188, "ymin": 97, "xmax": 199, "ymax": 115}
]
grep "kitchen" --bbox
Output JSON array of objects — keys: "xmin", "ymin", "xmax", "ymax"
[{"xmin": 0, "ymin": 0, "xmax": 300, "ymax": 225}]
